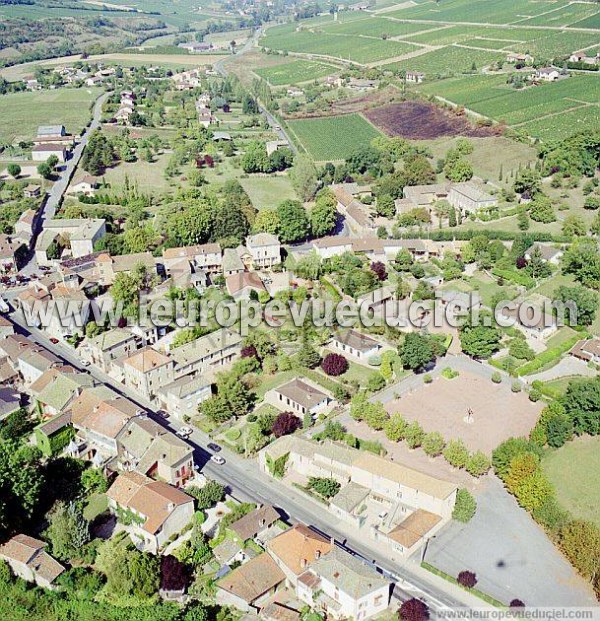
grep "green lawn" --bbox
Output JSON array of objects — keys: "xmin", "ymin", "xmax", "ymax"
[
  {"xmin": 287, "ymin": 114, "xmax": 382, "ymax": 162},
  {"xmin": 240, "ymin": 175, "xmax": 298, "ymax": 210},
  {"xmin": 83, "ymin": 493, "xmax": 108, "ymax": 521},
  {"xmin": 543, "ymin": 435, "xmax": 600, "ymax": 527},
  {"xmin": 527, "ymin": 273, "xmax": 578, "ymax": 301},
  {"xmin": 0, "ymin": 87, "xmax": 102, "ymax": 143}
]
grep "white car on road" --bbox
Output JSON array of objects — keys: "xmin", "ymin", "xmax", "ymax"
[
  {"xmin": 177, "ymin": 426, "xmax": 193, "ymax": 438},
  {"xmin": 211, "ymin": 455, "xmax": 226, "ymax": 465}
]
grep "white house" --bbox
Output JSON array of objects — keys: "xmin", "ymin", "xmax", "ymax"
[
  {"xmin": 535, "ymin": 67, "xmax": 560, "ymax": 81},
  {"xmin": 268, "ymin": 377, "xmax": 333, "ymax": 418},
  {"xmin": 330, "ymin": 329, "xmax": 382, "ymax": 362},
  {"xmin": 296, "ymin": 547, "xmax": 390, "ymax": 620}
]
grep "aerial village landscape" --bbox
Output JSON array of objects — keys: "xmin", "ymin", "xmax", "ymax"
[{"xmin": 0, "ymin": 0, "xmax": 599, "ymax": 620}]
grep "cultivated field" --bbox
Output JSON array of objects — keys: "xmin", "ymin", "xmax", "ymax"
[
  {"xmin": 254, "ymin": 60, "xmax": 336, "ymax": 86},
  {"xmin": 384, "ymin": 46, "xmax": 505, "ymax": 75},
  {"xmin": 385, "ymin": 370, "xmax": 543, "ymax": 454},
  {"xmin": 417, "ymin": 74, "xmax": 600, "ymax": 137},
  {"xmin": 286, "ymin": 113, "xmax": 382, "ymax": 161},
  {"xmin": 364, "ymin": 100, "xmax": 496, "ymax": 139},
  {"xmin": 543, "ymin": 435, "xmax": 600, "ymax": 527},
  {"xmin": 260, "ymin": 23, "xmax": 419, "ymax": 64},
  {"xmin": 0, "ymin": 88, "xmax": 102, "ymax": 143}
]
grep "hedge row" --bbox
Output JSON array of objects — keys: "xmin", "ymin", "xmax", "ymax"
[
  {"xmin": 397, "ymin": 229, "xmax": 569, "ymax": 243},
  {"xmin": 492, "ymin": 267, "xmax": 536, "ymax": 289},
  {"xmin": 517, "ymin": 334, "xmax": 583, "ymax": 376}
]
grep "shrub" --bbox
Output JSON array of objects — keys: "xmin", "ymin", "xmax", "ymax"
[
  {"xmin": 491, "ymin": 371, "xmax": 502, "ymax": 384},
  {"xmin": 465, "ymin": 451, "xmax": 491, "ymax": 477},
  {"xmin": 511, "ymin": 381, "xmax": 522, "ymax": 393},
  {"xmin": 321, "ymin": 353, "xmax": 349, "ymax": 377},
  {"xmin": 367, "ymin": 373, "xmax": 386, "ymax": 392},
  {"xmin": 423, "ymin": 374, "xmax": 433, "ymax": 384},
  {"xmin": 443, "ymin": 439, "xmax": 469, "ymax": 468},
  {"xmin": 528, "ymin": 388, "xmax": 541, "ymax": 402},
  {"xmin": 404, "ymin": 421, "xmax": 425, "ymax": 449},
  {"xmin": 272, "ymin": 412, "xmax": 302, "ymax": 438},
  {"xmin": 441, "ymin": 367, "xmax": 459, "ymax": 380},
  {"xmin": 452, "ymin": 489, "xmax": 477, "ymax": 522},
  {"xmin": 457, "ymin": 570, "xmax": 477, "ymax": 589},
  {"xmin": 399, "ymin": 598, "xmax": 430, "ymax": 621},
  {"xmin": 368, "ymin": 354, "xmax": 382, "ymax": 367},
  {"xmin": 308, "ymin": 477, "xmax": 340, "ymax": 499},
  {"xmin": 422, "ymin": 432, "xmax": 445, "ymax": 457},
  {"xmin": 510, "ymin": 600, "xmax": 526, "ymax": 608}
]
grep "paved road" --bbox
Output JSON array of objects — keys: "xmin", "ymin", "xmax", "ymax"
[
  {"xmin": 214, "ymin": 30, "xmax": 297, "ymax": 153},
  {"xmin": 8, "ymin": 310, "xmax": 484, "ymax": 614},
  {"xmin": 40, "ymin": 91, "xmax": 110, "ymax": 225},
  {"xmin": 19, "ymin": 90, "xmax": 110, "ymax": 277}
]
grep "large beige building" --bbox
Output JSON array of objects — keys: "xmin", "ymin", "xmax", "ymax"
[
  {"xmin": 0, "ymin": 535, "xmax": 65, "ymax": 589},
  {"xmin": 260, "ymin": 437, "xmax": 457, "ymax": 557}
]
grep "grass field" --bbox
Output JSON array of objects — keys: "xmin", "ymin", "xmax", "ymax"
[
  {"xmin": 103, "ymin": 153, "xmax": 180, "ymax": 195},
  {"xmin": 0, "ymin": 88, "xmax": 102, "ymax": 143},
  {"xmin": 286, "ymin": 114, "xmax": 382, "ymax": 161},
  {"xmin": 254, "ymin": 60, "xmax": 336, "ymax": 86},
  {"xmin": 543, "ymin": 435, "xmax": 600, "ymax": 527},
  {"xmin": 240, "ymin": 175, "xmax": 298, "ymax": 210}
]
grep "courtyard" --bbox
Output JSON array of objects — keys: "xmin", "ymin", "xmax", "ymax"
[{"xmin": 384, "ymin": 370, "xmax": 543, "ymax": 454}]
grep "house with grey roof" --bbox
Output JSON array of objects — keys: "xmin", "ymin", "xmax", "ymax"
[
  {"xmin": 115, "ymin": 415, "xmax": 195, "ymax": 487},
  {"xmin": 246, "ymin": 233, "xmax": 281, "ymax": 269},
  {"xmin": 296, "ymin": 547, "xmax": 391, "ymax": 619},
  {"xmin": 86, "ymin": 328, "xmax": 139, "ymax": 372},
  {"xmin": 267, "ymin": 377, "xmax": 333, "ymax": 419},
  {"xmin": 447, "ymin": 182, "xmax": 497, "ymax": 214},
  {"xmin": 0, "ymin": 386, "xmax": 21, "ymax": 421},
  {"xmin": 158, "ymin": 373, "xmax": 212, "ymax": 420},
  {"xmin": 330, "ymin": 329, "xmax": 382, "ymax": 362}
]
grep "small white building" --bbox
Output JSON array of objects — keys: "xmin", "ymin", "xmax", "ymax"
[
  {"xmin": 535, "ymin": 67, "xmax": 560, "ymax": 82},
  {"xmin": 246, "ymin": 233, "xmax": 281, "ymax": 269},
  {"xmin": 32, "ymin": 144, "xmax": 67, "ymax": 162},
  {"xmin": 0, "ymin": 535, "xmax": 65, "ymax": 589},
  {"xmin": 330, "ymin": 329, "xmax": 382, "ymax": 362}
]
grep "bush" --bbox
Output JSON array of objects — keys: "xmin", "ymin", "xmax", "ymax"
[
  {"xmin": 457, "ymin": 570, "xmax": 477, "ymax": 589},
  {"xmin": 528, "ymin": 388, "xmax": 541, "ymax": 402},
  {"xmin": 308, "ymin": 477, "xmax": 340, "ymax": 499},
  {"xmin": 367, "ymin": 373, "xmax": 386, "ymax": 392},
  {"xmin": 422, "ymin": 432, "xmax": 445, "ymax": 457},
  {"xmin": 272, "ymin": 412, "xmax": 302, "ymax": 438},
  {"xmin": 441, "ymin": 367, "xmax": 459, "ymax": 380},
  {"xmin": 321, "ymin": 353, "xmax": 349, "ymax": 377},
  {"xmin": 423, "ymin": 374, "xmax": 433, "ymax": 384},
  {"xmin": 491, "ymin": 371, "xmax": 502, "ymax": 384},
  {"xmin": 443, "ymin": 439, "xmax": 469, "ymax": 468},
  {"xmin": 404, "ymin": 421, "xmax": 425, "ymax": 449},
  {"xmin": 452, "ymin": 489, "xmax": 477, "ymax": 522},
  {"xmin": 511, "ymin": 381, "xmax": 522, "ymax": 393},
  {"xmin": 465, "ymin": 451, "xmax": 491, "ymax": 477},
  {"xmin": 368, "ymin": 355, "xmax": 382, "ymax": 367}
]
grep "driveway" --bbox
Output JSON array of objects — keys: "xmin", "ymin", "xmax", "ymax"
[
  {"xmin": 425, "ymin": 477, "xmax": 597, "ymax": 606},
  {"xmin": 524, "ymin": 356, "xmax": 596, "ymax": 384}
]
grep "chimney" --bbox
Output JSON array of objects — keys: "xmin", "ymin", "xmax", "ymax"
[
  {"xmin": 315, "ymin": 549, "xmax": 321, "ymax": 560},
  {"xmin": 300, "ymin": 558, "xmax": 308, "ymax": 569}
]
